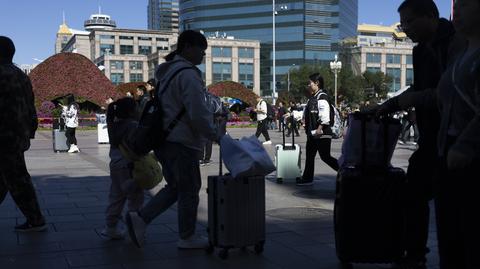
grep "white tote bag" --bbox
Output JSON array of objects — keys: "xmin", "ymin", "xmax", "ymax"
[{"xmin": 220, "ymin": 134, "xmax": 275, "ymax": 178}]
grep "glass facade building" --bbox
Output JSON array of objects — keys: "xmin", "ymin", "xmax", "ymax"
[
  {"xmin": 179, "ymin": 0, "xmax": 358, "ymax": 95},
  {"xmin": 148, "ymin": 0, "xmax": 179, "ymax": 32}
]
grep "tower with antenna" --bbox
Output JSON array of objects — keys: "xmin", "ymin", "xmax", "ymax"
[{"xmin": 84, "ymin": 6, "xmax": 117, "ymax": 31}]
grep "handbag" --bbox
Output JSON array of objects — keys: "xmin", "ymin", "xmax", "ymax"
[
  {"xmin": 339, "ymin": 112, "xmax": 402, "ymax": 169},
  {"xmin": 118, "ymin": 144, "xmax": 163, "ymax": 190},
  {"xmin": 220, "ymin": 134, "xmax": 275, "ymax": 178}
]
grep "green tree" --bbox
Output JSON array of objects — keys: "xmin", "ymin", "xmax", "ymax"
[{"xmin": 362, "ymin": 71, "xmax": 392, "ymax": 103}]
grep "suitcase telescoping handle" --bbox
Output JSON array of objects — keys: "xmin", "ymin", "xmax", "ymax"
[{"xmin": 282, "ymin": 115, "xmax": 295, "ymax": 150}]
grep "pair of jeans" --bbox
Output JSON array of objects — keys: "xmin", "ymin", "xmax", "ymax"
[
  {"xmin": 0, "ymin": 152, "xmax": 44, "ymax": 225},
  {"xmin": 200, "ymin": 140, "xmax": 212, "ymax": 161},
  {"xmin": 255, "ymin": 120, "xmax": 270, "ymax": 141},
  {"xmin": 140, "ymin": 142, "xmax": 202, "ymax": 240},
  {"xmin": 302, "ymin": 137, "xmax": 338, "ymax": 181}
]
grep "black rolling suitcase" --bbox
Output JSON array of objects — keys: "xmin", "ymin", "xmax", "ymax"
[
  {"xmin": 334, "ymin": 113, "xmax": 406, "ymax": 267},
  {"xmin": 206, "ymin": 149, "xmax": 266, "ymax": 259}
]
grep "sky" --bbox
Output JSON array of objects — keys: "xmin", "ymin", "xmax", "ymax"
[{"xmin": 0, "ymin": 0, "xmax": 452, "ymax": 65}]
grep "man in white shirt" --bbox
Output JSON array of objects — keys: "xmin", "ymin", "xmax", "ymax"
[{"xmin": 254, "ymin": 97, "xmax": 271, "ymax": 145}]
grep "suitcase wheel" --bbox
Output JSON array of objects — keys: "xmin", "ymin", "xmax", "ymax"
[
  {"xmin": 254, "ymin": 241, "xmax": 264, "ymax": 254},
  {"xmin": 205, "ymin": 244, "xmax": 214, "ymax": 254},
  {"xmin": 218, "ymin": 248, "xmax": 229, "ymax": 259}
]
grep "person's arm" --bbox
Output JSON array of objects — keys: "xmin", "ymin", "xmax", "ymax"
[
  {"xmin": 178, "ymin": 69, "xmax": 216, "ymax": 141},
  {"xmin": 258, "ymin": 101, "xmax": 267, "ymax": 115}
]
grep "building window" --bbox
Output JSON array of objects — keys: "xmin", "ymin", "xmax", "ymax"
[
  {"xmin": 110, "ymin": 60, "xmax": 124, "ymax": 70},
  {"xmin": 213, "ymin": 62, "xmax": 231, "ymax": 83},
  {"xmin": 386, "ymin": 54, "xmax": 401, "ymax": 64},
  {"xmin": 157, "ymin": 46, "xmax": 169, "ymax": 51},
  {"xmin": 138, "ymin": 36, "xmax": 152, "ymax": 41},
  {"xmin": 212, "ymin": 47, "xmax": 232, "ymax": 58},
  {"xmin": 197, "ymin": 63, "xmax": 206, "ymax": 81},
  {"xmin": 239, "ymin": 63, "xmax": 254, "ymax": 89},
  {"xmin": 156, "ymin": 37, "xmax": 169, "ymax": 42},
  {"xmin": 129, "ymin": 61, "xmax": 143, "ymax": 70},
  {"xmin": 238, "ymin": 47, "xmax": 254, "ymax": 58},
  {"xmin": 120, "ymin": 45, "xmax": 134, "ymax": 55},
  {"xmin": 139, "ymin": 46, "xmax": 152, "ymax": 55},
  {"xmin": 406, "ymin": 68, "xmax": 414, "ymax": 85},
  {"xmin": 100, "ymin": 44, "xmax": 115, "ymax": 56},
  {"xmin": 119, "ymin": 36, "xmax": 134, "ymax": 40},
  {"xmin": 386, "ymin": 68, "xmax": 401, "ymax": 92},
  {"xmin": 110, "ymin": 73, "xmax": 124, "ymax": 85},
  {"xmin": 366, "ymin": 67, "xmax": 381, "ymax": 73},
  {"xmin": 130, "ymin": 73, "xmax": 143, "ymax": 82},
  {"xmin": 366, "ymin": 53, "xmax": 381, "ymax": 63},
  {"xmin": 100, "ymin": 35, "xmax": 115, "ymax": 40},
  {"xmin": 406, "ymin": 55, "xmax": 413, "ymax": 65}
]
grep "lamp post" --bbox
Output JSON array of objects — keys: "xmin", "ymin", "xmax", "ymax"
[
  {"xmin": 329, "ymin": 54, "xmax": 342, "ymax": 107},
  {"xmin": 272, "ymin": 1, "xmax": 287, "ymax": 105},
  {"xmin": 287, "ymin": 63, "xmax": 295, "ymax": 92}
]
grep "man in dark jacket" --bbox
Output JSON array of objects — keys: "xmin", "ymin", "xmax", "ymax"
[
  {"xmin": 374, "ymin": 1, "xmax": 465, "ymax": 268},
  {"xmin": 0, "ymin": 36, "xmax": 47, "ymax": 232},
  {"xmin": 135, "ymin": 85, "xmax": 151, "ymax": 120}
]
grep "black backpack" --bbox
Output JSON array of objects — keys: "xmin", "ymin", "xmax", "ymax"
[{"xmin": 122, "ymin": 66, "xmax": 193, "ymax": 156}]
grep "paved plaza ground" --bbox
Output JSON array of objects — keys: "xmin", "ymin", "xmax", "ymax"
[{"xmin": 0, "ymin": 128, "xmax": 439, "ymax": 269}]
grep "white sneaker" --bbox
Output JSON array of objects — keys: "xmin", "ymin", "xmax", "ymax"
[
  {"xmin": 100, "ymin": 226, "xmax": 125, "ymax": 240},
  {"xmin": 262, "ymin": 140, "xmax": 272, "ymax": 145},
  {"xmin": 126, "ymin": 211, "xmax": 146, "ymax": 248},
  {"xmin": 177, "ymin": 235, "xmax": 209, "ymax": 249},
  {"xmin": 68, "ymin": 144, "xmax": 80, "ymax": 153}
]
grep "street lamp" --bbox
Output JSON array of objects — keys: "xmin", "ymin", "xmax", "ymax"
[
  {"xmin": 272, "ymin": 1, "xmax": 287, "ymax": 105},
  {"xmin": 329, "ymin": 54, "xmax": 342, "ymax": 107},
  {"xmin": 287, "ymin": 64, "xmax": 295, "ymax": 92}
]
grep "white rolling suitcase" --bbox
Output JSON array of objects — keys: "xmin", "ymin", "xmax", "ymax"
[
  {"xmin": 53, "ymin": 129, "xmax": 69, "ymax": 153},
  {"xmin": 275, "ymin": 116, "xmax": 302, "ymax": 183}
]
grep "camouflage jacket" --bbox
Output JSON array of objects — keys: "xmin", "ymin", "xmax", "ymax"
[{"xmin": 0, "ymin": 63, "xmax": 38, "ymax": 154}]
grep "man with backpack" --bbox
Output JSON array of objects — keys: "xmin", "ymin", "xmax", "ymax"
[
  {"xmin": 254, "ymin": 96, "xmax": 272, "ymax": 145},
  {"xmin": 298, "ymin": 73, "xmax": 339, "ymax": 186}
]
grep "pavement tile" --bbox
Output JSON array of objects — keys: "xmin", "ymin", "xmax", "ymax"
[{"xmin": 64, "ymin": 246, "xmax": 160, "ymax": 267}]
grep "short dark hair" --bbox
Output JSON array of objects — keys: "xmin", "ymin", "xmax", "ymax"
[
  {"xmin": 308, "ymin": 73, "xmax": 325, "ymax": 89},
  {"xmin": 398, "ymin": 0, "xmax": 439, "ymax": 19},
  {"xmin": 147, "ymin": 79, "xmax": 156, "ymax": 87},
  {"xmin": 137, "ymin": 85, "xmax": 147, "ymax": 94},
  {"xmin": 165, "ymin": 30, "xmax": 207, "ymax": 61},
  {"xmin": 0, "ymin": 36, "xmax": 15, "ymax": 63}
]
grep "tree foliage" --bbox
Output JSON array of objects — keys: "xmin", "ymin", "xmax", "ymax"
[{"xmin": 283, "ymin": 64, "xmax": 393, "ymax": 108}]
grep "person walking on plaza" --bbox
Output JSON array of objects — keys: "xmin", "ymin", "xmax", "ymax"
[
  {"xmin": 373, "ymin": 0, "xmax": 465, "ymax": 267},
  {"xmin": 134, "ymin": 85, "xmax": 151, "ymax": 120},
  {"xmin": 298, "ymin": 73, "xmax": 338, "ymax": 186},
  {"xmin": 101, "ymin": 97, "xmax": 144, "ymax": 240},
  {"xmin": 286, "ymin": 101, "xmax": 300, "ymax": 137},
  {"xmin": 277, "ymin": 101, "xmax": 287, "ymax": 132},
  {"xmin": 399, "ymin": 108, "xmax": 419, "ymax": 145},
  {"xmin": 435, "ymin": 0, "xmax": 480, "ymax": 267},
  {"xmin": 125, "ymin": 30, "xmax": 218, "ymax": 249},
  {"xmin": 0, "ymin": 36, "xmax": 47, "ymax": 232},
  {"xmin": 62, "ymin": 94, "xmax": 80, "ymax": 153},
  {"xmin": 254, "ymin": 96, "xmax": 272, "ymax": 145}
]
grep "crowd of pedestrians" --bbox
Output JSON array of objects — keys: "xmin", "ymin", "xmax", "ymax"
[{"xmin": 0, "ymin": 0, "xmax": 479, "ymax": 267}]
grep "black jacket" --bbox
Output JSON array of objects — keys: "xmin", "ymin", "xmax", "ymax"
[
  {"xmin": 304, "ymin": 90, "xmax": 332, "ymax": 137},
  {"xmin": 386, "ymin": 18, "xmax": 461, "ymax": 151}
]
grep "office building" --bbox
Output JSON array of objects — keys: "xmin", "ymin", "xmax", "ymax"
[
  {"xmin": 179, "ymin": 0, "xmax": 358, "ymax": 95},
  {"xmin": 148, "ymin": 0, "xmax": 179, "ymax": 32}
]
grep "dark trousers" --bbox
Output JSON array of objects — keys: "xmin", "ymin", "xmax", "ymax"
[
  {"xmin": 401, "ymin": 121, "xmax": 419, "ymax": 142},
  {"xmin": 287, "ymin": 118, "xmax": 300, "ymax": 136},
  {"xmin": 302, "ymin": 137, "xmax": 338, "ymax": 181},
  {"xmin": 65, "ymin": 127, "xmax": 77, "ymax": 146},
  {"xmin": 200, "ymin": 140, "xmax": 212, "ymax": 161},
  {"xmin": 435, "ymin": 139, "xmax": 480, "ymax": 269},
  {"xmin": 0, "ymin": 152, "xmax": 44, "ymax": 225},
  {"xmin": 141, "ymin": 142, "xmax": 202, "ymax": 239},
  {"xmin": 403, "ymin": 147, "xmax": 435, "ymax": 262},
  {"xmin": 255, "ymin": 120, "xmax": 270, "ymax": 141}
]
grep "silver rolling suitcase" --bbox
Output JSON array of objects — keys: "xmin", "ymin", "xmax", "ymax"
[
  {"xmin": 206, "ymin": 150, "xmax": 266, "ymax": 259},
  {"xmin": 97, "ymin": 123, "xmax": 109, "ymax": 144},
  {"xmin": 275, "ymin": 116, "xmax": 302, "ymax": 183},
  {"xmin": 53, "ymin": 129, "xmax": 69, "ymax": 152}
]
